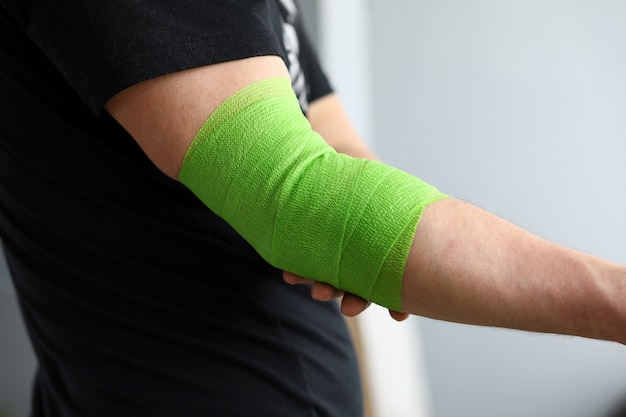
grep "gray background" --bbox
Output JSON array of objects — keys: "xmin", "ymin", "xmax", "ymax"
[{"xmin": 369, "ymin": 1, "xmax": 626, "ymax": 416}]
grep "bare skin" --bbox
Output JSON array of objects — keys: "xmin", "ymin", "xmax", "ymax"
[{"xmin": 106, "ymin": 55, "xmax": 626, "ymax": 344}]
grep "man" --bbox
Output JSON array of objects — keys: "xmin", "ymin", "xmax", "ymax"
[{"xmin": 1, "ymin": 1, "xmax": 624, "ymax": 416}]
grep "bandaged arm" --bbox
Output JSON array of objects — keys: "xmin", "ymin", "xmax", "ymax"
[{"xmin": 106, "ymin": 57, "xmax": 626, "ymax": 344}]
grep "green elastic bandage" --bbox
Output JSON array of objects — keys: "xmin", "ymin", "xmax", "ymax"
[{"xmin": 179, "ymin": 78, "xmax": 448, "ymax": 311}]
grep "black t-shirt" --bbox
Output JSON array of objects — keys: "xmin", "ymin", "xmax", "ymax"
[{"xmin": 0, "ymin": 1, "xmax": 363, "ymax": 416}]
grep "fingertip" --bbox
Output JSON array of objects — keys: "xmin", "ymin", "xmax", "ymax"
[
  {"xmin": 389, "ymin": 310, "xmax": 410, "ymax": 322},
  {"xmin": 310, "ymin": 282, "xmax": 337, "ymax": 301},
  {"xmin": 341, "ymin": 295, "xmax": 370, "ymax": 317},
  {"xmin": 282, "ymin": 271, "xmax": 297, "ymax": 285},
  {"xmin": 283, "ymin": 271, "xmax": 312, "ymax": 286}
]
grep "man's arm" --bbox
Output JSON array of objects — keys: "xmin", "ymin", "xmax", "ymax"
[{"xmin": 105, "ymin": 56, "xmax": 626, "ymax": 345}]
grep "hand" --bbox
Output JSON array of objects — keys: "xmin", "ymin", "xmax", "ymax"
[{"xmin": 283, "ymin": 271, "xmax": 410, "ymax": 321}]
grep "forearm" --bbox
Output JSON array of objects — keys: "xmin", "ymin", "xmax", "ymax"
[
  {"xmin": 404, "ymin": 198, "xmax": 626, "ymax": 344},
  {"xmin": 307, "ymin": 93, "xmax": 378, "ymax": 160}
]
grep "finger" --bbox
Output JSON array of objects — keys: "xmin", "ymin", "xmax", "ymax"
[
  {"xmin": 310, "ymin": 282, "xmax": 343, "ymax": 301},
  {"xmin": 282, "ymin": 271, "xmax": 314, "ymax": 285},
  {"xmin": 389, "ymin": 310, "xmax": 410, "ymax": 322},
  {"xmin": 340, "ymin": 293, "xmax": 371, "ymax": 317}
]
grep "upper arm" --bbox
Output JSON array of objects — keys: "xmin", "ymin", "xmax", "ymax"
[{"xmin": 104, "ymin": 55, "xmax": 290, "ymax": 178}]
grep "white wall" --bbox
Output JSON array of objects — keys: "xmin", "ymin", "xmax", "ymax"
[{"xmin": 370, "ymin": 1, "xmax": 626, "ymax": 416}]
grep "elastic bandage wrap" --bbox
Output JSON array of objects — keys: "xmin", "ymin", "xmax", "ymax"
[{"xmin": 179, "ymin": 78, "xmax": 447, "ymax": 311}]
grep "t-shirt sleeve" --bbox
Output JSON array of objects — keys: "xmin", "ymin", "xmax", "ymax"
[{"xmin": 6, "ymin": 0, "xmax": 286, "ymax": 115}]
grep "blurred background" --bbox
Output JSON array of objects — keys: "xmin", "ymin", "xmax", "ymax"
[{"xmin": 3, "ymin": 1, "xmax": 626, "ymax": 416}]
